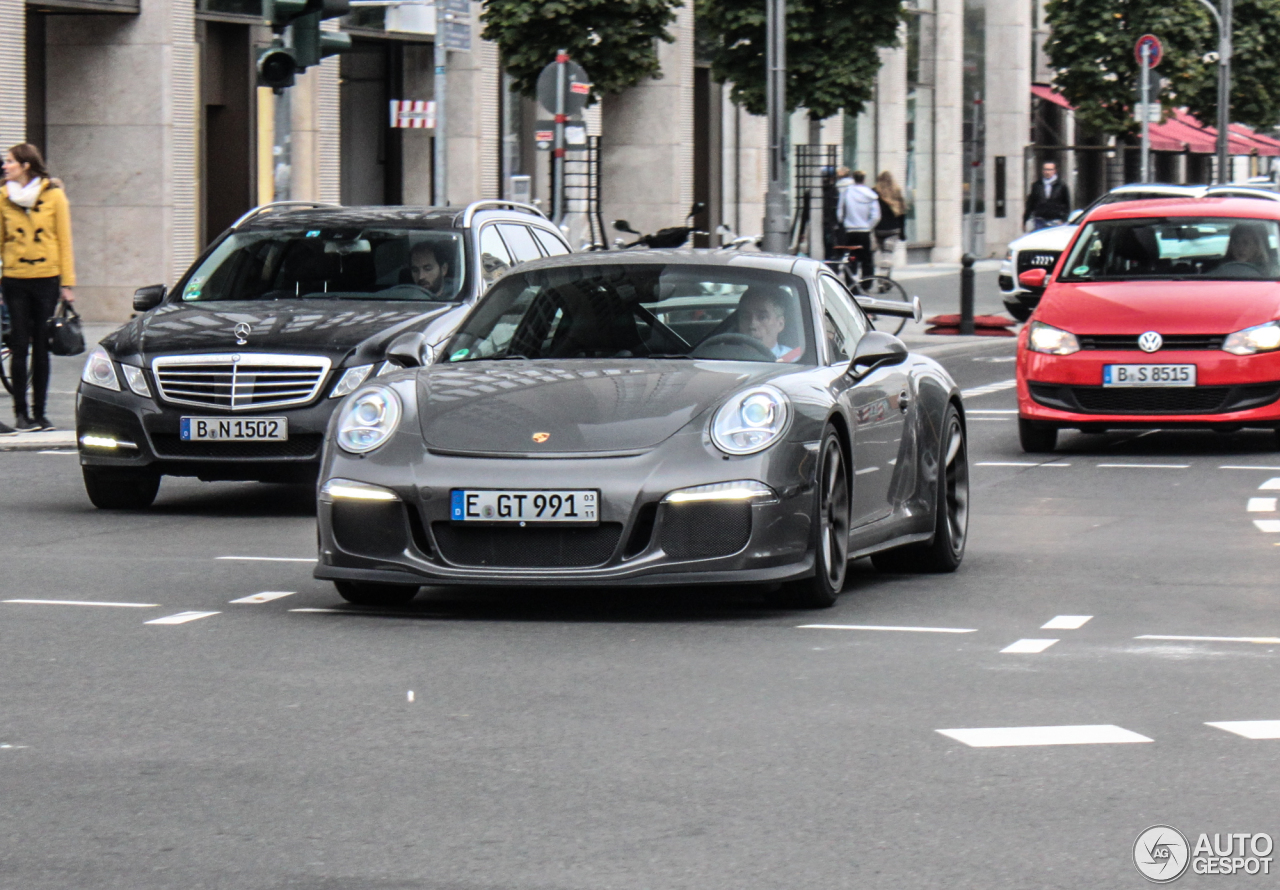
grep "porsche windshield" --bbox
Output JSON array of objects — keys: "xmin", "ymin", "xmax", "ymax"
[
  {"xmin": 446, "ymin": 264, "xmax": 816, "ymax": 364},
  {"xmin": 181, "ymin": 229, "xmax": 467, "ymax": 302},
  {"xmin": 1061, "ymin": 217, "xmax": 1280, "ymax": 281}
]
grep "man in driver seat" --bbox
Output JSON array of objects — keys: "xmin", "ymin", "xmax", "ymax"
[
  {"xmin": 409, "ymin": 241, "xmax": 453, "ymax": 299},
  {"xmin": 738, "ymin": 287, "xmax": 803, "ymax": 362}
]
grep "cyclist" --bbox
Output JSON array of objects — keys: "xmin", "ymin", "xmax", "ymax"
[{"xmin": 835, "ymin": 170, "xmax": 880, "ymax": 281}]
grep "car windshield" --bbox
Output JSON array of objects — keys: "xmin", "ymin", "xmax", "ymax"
[
  {"xmin": 180, "ymin": 229, "xmax": 467, "ymax": 302},
  {"xmin": 1060, "ymin": 217, "xmax": 1280, "ymax": 281},
  {"xmin": 445, "ymin": 264, "xmax": 815, "ymax": 364}
]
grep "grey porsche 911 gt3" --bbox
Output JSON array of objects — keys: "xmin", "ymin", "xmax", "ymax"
[{"xmin": 313, "ymin": 251, "xmax": 968, "ymax": 609}]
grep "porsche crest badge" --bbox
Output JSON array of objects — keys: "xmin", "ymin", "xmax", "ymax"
[{"xmin": 532, "ymin": 432, "xmax": 551, "ymax": 444}]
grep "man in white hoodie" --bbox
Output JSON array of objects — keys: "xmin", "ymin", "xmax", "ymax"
[{"xmin": 836, "ymin": 170, "xmax": 881, "ymax": 282}]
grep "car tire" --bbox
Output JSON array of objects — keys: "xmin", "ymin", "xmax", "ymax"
[
  {"xmin": 82, "ymin": 466, "xmax": 161, "ymax": 510},
  {"xmin": 1003, "ymin": 299, "xmax": 1032, "ymax": 323},
  {"xmin": 766, "ymin": 425, "xmax": 849, "ymax": 609},
  {"xmin": 1018, "ymin": 417, "xmax": 1057, "ymax": 453},
  {"xmin": 334, "ymin": 580, "xmax": 420, "ymax": 607},
  {"xmin": 871, "ymin": 405, "xmax": 968, "ymax": 574}
]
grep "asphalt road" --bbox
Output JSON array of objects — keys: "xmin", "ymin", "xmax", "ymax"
[{"xmin": 3, "ymin": 307, "xmax": 1279, "ymax": 887}]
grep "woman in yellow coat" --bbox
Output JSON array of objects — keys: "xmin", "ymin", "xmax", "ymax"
[{"xmin": 1, "ymin": 143, "xmax": 75, "ymax": 431}]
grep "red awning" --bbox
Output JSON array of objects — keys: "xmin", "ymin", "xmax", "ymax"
[{"xmin": 1031, "ymin": 84, "xmax": 1072, "ymax": 109}]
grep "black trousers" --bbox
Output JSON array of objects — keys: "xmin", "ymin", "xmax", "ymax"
[
  {"xmin": 839, "ymin": 230, "xmax": 875, "ymax": 281},
  {"xmin": 3, "ymin": 276, "xmax": 60, "ymax": 417}
]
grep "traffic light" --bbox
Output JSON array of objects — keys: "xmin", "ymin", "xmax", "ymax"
[{"xmin": 257, "ymin": 0, "xmax": 353, "ymax": 91}]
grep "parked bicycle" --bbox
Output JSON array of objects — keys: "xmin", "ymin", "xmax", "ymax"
[
  {"xmin": 826, "ymin": 243, "xmax": 913, "ymax": 335},
  {"xmin": 613, "ymin": 202, "xmax": 707, "ymax": 249}
]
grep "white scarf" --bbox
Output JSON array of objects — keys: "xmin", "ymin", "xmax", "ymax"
[{"xmin": 6, "ymin": 178, "xmax": 43, "ymax": 209}]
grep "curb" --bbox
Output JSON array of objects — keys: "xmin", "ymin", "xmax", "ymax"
[{"xmin": 0, "ymin": 431, "xmax": 78, "ymax": 452}]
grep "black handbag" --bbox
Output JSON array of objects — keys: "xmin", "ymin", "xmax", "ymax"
[{"xmin": 47, "ymin": 299, "xmax": 85, "ymax": 357}]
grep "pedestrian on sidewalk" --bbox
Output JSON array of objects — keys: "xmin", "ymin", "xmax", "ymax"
[
  {"xmin": 1, "ymin": 143, "xmax": 76, "ymax": 432},
  {"xmin": 1024, "ymin": 160, "xmax": 1070, "ymax": 231},
  {"xmin": 873, "ymin": 170, "xmax": 905, "ymax": 278},
  {"xmin": 835, "ymin": 170, "xmax": 880, "ymax": 282}
]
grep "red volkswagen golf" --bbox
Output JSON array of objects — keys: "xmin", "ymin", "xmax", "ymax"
[{"xmin": 1017, "ymin": 197, "xmax": 1280, "ymax": 452}]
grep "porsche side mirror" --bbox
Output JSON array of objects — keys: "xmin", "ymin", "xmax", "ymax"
[
  {"xmin": 1018, "ymin": 268, "xmax": 1048, "ymax": 289},
  {"xmin": 132, "ymin": 284, "xmax": 166, "ymax": 312},
  {"xmin": 385, "ymin": 331, "xmax": 433, "ymax": 369},
  {"xmin": 614, "ymin": 219, "xmax": 639, "ymax": 234},
  {"xmin": 849, "ymin": 331, "xmax": 908, "ymax": 377},
  {"xmin": 1067, "ymin": 208, "xmax": 1084, "ymax": 224}
]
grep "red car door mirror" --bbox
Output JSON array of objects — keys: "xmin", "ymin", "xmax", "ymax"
[{"xmin": 1018, "ymin": 268, "xmax": 1048, "ymax": 289}]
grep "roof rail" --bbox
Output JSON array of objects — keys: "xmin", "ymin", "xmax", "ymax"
[
  {"xmin": 459, "ymin": 200, "xmax": 548, "ymax": 228},
  {"xmin": 231, "ymin": 201, "xmax": 343, "ymax": 230}
]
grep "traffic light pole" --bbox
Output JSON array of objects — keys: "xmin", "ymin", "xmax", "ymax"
[
  {"xmin": 762, "ymin": 0, "xmax": 788, "ymax": 254},
  {"xmin": 434, "ymin": 37, "xmax": 447, "ymax": 207},
  {"xmin": 1193, "ymin": 0, "xmax": 1232, "ymax": 183}
]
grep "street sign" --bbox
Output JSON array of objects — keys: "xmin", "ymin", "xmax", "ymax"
[
  {"xmin": 1135, "ymin": 34, "xmax": 1163, "ymax": 68},
  {"xmin": 537, "ymin": 120, "xmax": 586, "ymax": 146},
  {"xmin": 536, "ymin": 59, "xmax": 590, "ymax": 116},
  {"xmin": 390, "ymin": 99, "xmax": 435, "ymax": 129}
]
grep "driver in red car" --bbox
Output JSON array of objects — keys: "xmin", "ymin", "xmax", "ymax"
[{"xmin": 738, "ymin": 288, "xmax": 804, "ymax": 362}]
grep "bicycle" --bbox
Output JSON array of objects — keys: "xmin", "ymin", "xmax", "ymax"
[{"xmin": 825, "ymin": 244, "xmax": 913, "ymax": 335}]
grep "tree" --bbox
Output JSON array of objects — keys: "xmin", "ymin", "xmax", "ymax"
[
  {"xmin": 481, "ymin": 0, "xmax": 683, "ymax": 101},
  {"xmin": 695, "ymin": 0, "xmax": 907, "ymax": 121},
  {"xmin": 1044, "ymin": 0, "xmax": 1280, "ymax": 136}
]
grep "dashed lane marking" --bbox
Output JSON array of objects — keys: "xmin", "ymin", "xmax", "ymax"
[
  {"xmin": 1206, "ymin": 721, "xmax": 1280, "ymax": 740},
  {"xmin": 975, "ymin": 461, "xmax": 1070, "ymax": 467},
  {"xmin": 1247, "ymin": 498, "xmax": 1277, "ymax": 513},
  {"xmin": 799, "ymin": 624, "xmax": 977, "ymax": 634},
  {"xmin": 937, "ymin": 725, "xmax": 1153, "ymax": 748},
  {"xmin": 1252, "ymin": 520, "xmax": 1280, "ymax": 533},
  {"xmin": 229, "ymin": 591, "xmax": 297, "ymax": 604},
  {"xmin": 145, "ymin": 611, "xmax": 220, "ymax": 625},
  {"xmin": 854, "ymin": 466, "xmax": 880, "ymax": 475},
  {"xmin": 1222, "ymin": 466, "xmax": 1280, "ymax": 472},
  {"xmin": 1042, "ymin": 615, "xmax": 1093, "ymax": 630},
  {"xmin": 1000, "ymin": 638, "xmax": 1059, "ymax": 654},
  {"xmin": 216, "ymin": 556, "xmax": 316, "ymax": 563},
  {"xmin": 3, "ymin": 599, "xmax": 158, "ymax": 608},
  {"xmin": 1136, "ymin": 634, "xmax": 1280, "ymax": 645},
  {"xmin": 960, "ymin": 379, "xmax": 1017, "ymax": 399},
  {"xmin": 1097, "ymin": 463, "xmax": 1189, "ymax": 469}
]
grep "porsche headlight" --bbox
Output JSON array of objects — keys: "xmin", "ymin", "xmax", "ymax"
[
  {"xmin": 81, "ymin": 346, "xmax": 121, "ymax": 391},
  {"xmin": 330, "ymin": 363, "xmax": 374, "ymax": 398},
  {"xmin": 711, "ymin": 385, "xmax": 791, "ymax": 455},
  {"xmin": 1223, "ymin": 321, "xmax": 1280, "ymax": 356},
  {"xmin": 336, "ymin": 385, "xmax": 402, "ymax": 454},
  {"xmin": 1027, "ymin": 321, "xmax": 1081, "ymax": 355}
]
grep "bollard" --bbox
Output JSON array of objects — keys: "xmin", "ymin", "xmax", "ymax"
[{"xmin": 959, "ymin": 253, "xmax": 976, "ymax": 335}]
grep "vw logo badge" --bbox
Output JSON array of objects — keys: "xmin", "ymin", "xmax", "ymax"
[
  {"xmin": 233, "ymin": 322, "xmax": 252, "ymax": 345},
  {"xmin": 1138, "ymin": 331, "xmax": 1163, "ymax": 353}
]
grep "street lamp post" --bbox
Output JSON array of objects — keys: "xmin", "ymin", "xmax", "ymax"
[
  {"xmin": 1194, "ymin": 0, "xmax": 1232, "ymax": 183},
  {"xmin": 762, "ymin": 0, "xmax": 789, "ymax": 254}
]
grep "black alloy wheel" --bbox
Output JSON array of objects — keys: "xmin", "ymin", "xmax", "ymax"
[
  {"xmin": 1018, "ymin": 417, "xmax": 1058, "ymax": 453},
  {"xmin": 334, "ymin": 580, "xmax": 421, "ymax": 607},
  {"xmin": 872, "ymin": 405, "xmax": 969, "ymax": 573},
  {"xmin": 82, "ymin": 466, "xmax": 161, "ymax": 510},
  {"xmin": 767, "ymin": 425, "xmax": 850, "ymax": 609}
]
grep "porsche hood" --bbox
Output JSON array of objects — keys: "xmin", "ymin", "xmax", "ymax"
[{"xmin": 417, "ymin": 360, "xmax": 778, "ymax": 455}]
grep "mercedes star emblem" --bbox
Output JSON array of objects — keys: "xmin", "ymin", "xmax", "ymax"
[
  {"xmin": 233, "ymin": 322, "xmax": 252, "ymax": 345},
  {"xmin": 1138, "ymin": 331, "xmax": 1163, "ymax": 353}
]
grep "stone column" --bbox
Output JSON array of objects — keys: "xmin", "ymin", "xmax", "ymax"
[
  {"xmin": 877, "ymin": 36, "xmax": 908, "ymax": 268},
  {"xmin": 984, "ymin": 0, "xmax": 1031, "ymax": 255},
  {"xmin": 932, "ymin": 0, "xmax": 964, "ymax": 262},
  {"xmin": 0, "ymin": 0, "xmax": 23, "ymax": 149},
  {"xmin": 46, "ymin": 2, "xmax": 198, "ymax": 321},
  {"xmin": 444, "ymin": 19, "xmax": 501, "ymax": 205}
]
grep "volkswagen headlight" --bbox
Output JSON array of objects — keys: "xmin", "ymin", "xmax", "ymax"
[
  {"xmin": 1027, "ymin": 321, "xmax": 1081, "ymax": 355},
  {"xmin": 336, "ymin": 385, "xmax": 402, "ymax": 454},
  {"xmin": 330, "ymin": 363, "xmax": 374, "ymax": 398},
  {"xmin": 1224, "ymin": 321, "xmax": 1280, "ymax": 356},
  {"xmin": 81, "ymin": 346, "xmax": 121, "ymax": 391},
  {"xmin": 711, "ymin": 385, "xmax": 791, "ymax": 455}
]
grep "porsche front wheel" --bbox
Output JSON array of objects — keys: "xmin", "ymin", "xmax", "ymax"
[
  {"xmin": 767, "ymin": 426, "xmax": 849, "ymax": 609},
  {"xmin": 334, "ymin": 580, "xmax": 420, "ymax": 607}
]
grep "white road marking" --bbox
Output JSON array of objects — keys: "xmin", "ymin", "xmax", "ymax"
[
  {"xmin": 971, "ymin": 356, "xmax": 1017, "ymax": 363},
  {"xmin": 36, "ymin": 450, "xmax": 76, "ymax": 455},
  {"xmin": 1205, "ymin": 721, "xmax": 1280, "ymax": 740},
  {"xmin": 975, "ymin": 461, "xmax": 1070, "ymax": 468},
  {"xmin": 1252, "ymin": 519, "xmax": 1280, "ymax": 533},
  {"xmin": 961, "ymin": 379, "xmax": 1017, "ymax": 398},
  {"xmin": 1042, "ymin": 615, "xmax": 1092, "ymax": 630},
  {"xmin": 1136, "ymin": 634, "xmax": 1280, "ymax": 644},
  {"xmin": 1000, "ymin": 638, "xmax": 1059, "ymax": 654},
  {"xmin": 1220, "ymin": 466, "xmax": 1280, "ymax": 472},
  {"xmin": 1260, "ymin": 478, "xmax": 1280, "ymax": 490},
  {"xmin": 407, "ymin": 691, "xmax": 415, "ymax": 702},
  {"xmin": 145, "ymin": 611, "xmax": 220, "ymax": 625},
  {"xmin": 1096, "ymin": 463, "xmax": 1189, "ymax": 469},
  {"xmin": 216, "ymin": 556, "xmax": 316, "ymax": 563},
  {"xmin": 3, "ymin": 599, "xmax": 158, "ymax": 608},
  {"xmin": 1247, "ymin": 498, "xmax": 1278, "ymax": 513},
  {"xmin": 854, "ymin": 466, "xmax": 880, "ymax": 475},
  {"xmin": 229, "ymin": 591, "xmax": 297, "ymax": 604},
  {"xmin": 937, "ymin": 725, "xmax": 1153, "ymax": 748},
  {"xmin": 967, "ymin": 409, "xmax": 1018, "ymax": 414},
  {"xmin": 798, "ymin": 624, "xmax": 977, "ymax": 634}
]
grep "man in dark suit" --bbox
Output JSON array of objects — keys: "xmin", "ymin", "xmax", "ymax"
[{"xmin": 1024, "ymin": 161, "xmax": 1071, "ymax": 230}]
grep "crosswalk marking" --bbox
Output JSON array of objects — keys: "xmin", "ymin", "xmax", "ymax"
[
  {"xmin": 145, "ymin": 611, "xmax": 220, "ymax": 625},
  {"xmin": 1247, "ymin": 498, "xmax": 1278, "ymax": 512},
  {"xmin": 1206, "ymin": 721, "xmax": 1280, "ymax": 740},
  {"xmin": 1042, "ymin": 615, "xmax": 1092, "ymax": 630},
  {"xmin": 1000, "ymin": 638, "xmax": 1059, "ymax": 654},
  {"xmin": 937, "ymin": 725, "xmax": 1153, "ymax": 748},
  {"xmin": 1252, "ymin": 519, "xmax": 1280, "ymax": 533},
  {"xmin": 1260, "ymin": 478, "xmax": 1280, "ymax": 490},
  {"xmin": 229, "ymin": 591, "xmax": 296, "ymax": 604}
]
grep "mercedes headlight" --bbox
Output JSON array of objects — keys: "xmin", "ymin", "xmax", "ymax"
[
  {"xmin": 1224, "ymin": 321, "xmax": 1280, "ymax": 356},
  {"xmin": 81, "ymin": 346, "xmax": 121, "ymax": 391},
  {"xmin": 336, "ymin": 385, "xmax": 402, "ymax": 454},
  {"xmin": 1027, "ymin": 321, "xmax": 1081, "ymax": 355},
  {"xmin": 330, "ymin": 363, "xmax": 374, "ymax": 398},
  {"xmin": 711, "ymin": 385, "xmax": 791, "ymax": 455}
]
